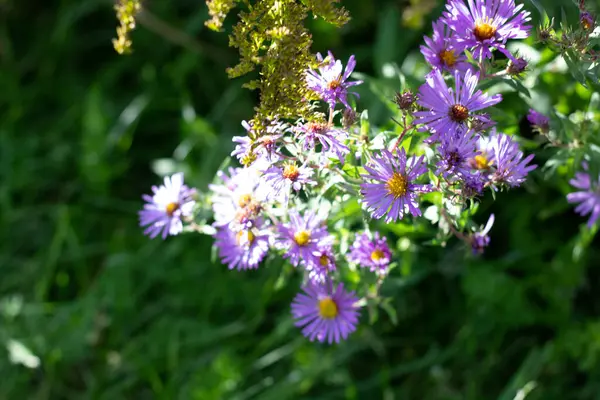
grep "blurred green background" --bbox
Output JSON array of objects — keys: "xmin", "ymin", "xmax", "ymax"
[{"xmin": 2, "ymin": 0, "xmax": 600, "ymax": 398}]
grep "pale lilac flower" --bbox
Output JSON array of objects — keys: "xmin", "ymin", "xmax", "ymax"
[
  {"xmin": 567, "ymin": 163, "xmax": 600, "ymax": 228},
  {"xmin": 360, "ymin": 148, "xmax": 431, "ymax": 223},
  {"xmin": 416, "ymin": 69, "xmax": 502, "ymax": 142},
  {"xmin": 348, "ymin": 232, "xmax": 392, "ymax": 273},
  {"xmin": 306, "ymin": 51, "xmax": 363, "ymax": 110},
  {"xmin": 139, "ymin": 173, "xmax": 196, "ymax": 239},
  {"xmin": 487, "ymin": 130, "xmax": 536, "ymax": 188},
  {"xmin": 295, "ymin": 121, "xmax": 350, "ymax": 164},
  {"xmin": 304, "ymin": 246, "xmax": 337, "ymax": 283},
  {"xmin": 291, "ymin": 280, "xmax": 360, "ymax": 344},
  {"xmin": 214, "ymin": 222, "xmax": 270, "ymax": 270},
  {"xmin": 436, "ymin": 129, "xmax": 478, "ymax": 179},
  {"xmin": 276, "ymin": 210, "xmax": 332, "ymax": 267},
  {"xmin": 471, "ymin": 214, "xmax": 495, "ymax": 254},
  {"xmin": 259, "ymin": 162, "xmax": 316, "ymax": 203},
  {"xmin": 444, "ymin": 0, "xmax": 531, "ymax": 61},
  {"xmin": 421, "ymin": 19, "xmax": 471, "ymax": 72}
]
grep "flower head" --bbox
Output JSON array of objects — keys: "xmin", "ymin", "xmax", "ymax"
[
  {"xmin": 231, "ymin": 120, "xmax": 283, "ymax": 165},
  {"xmin": 507, "ymin": 56, "xmax": 528, "ymax": 76},
  {"xmin": 360, "ymin": 148, "xmax": 431, "ymax": 223},
  {"xmin": 421, "ymin": 19, "xmax": 471, "ymax": 72},
  {"xmin": 306, "ymin": 51, "xmax": 363, "ymax": 110},
  {"xmin": 276, "ymin": 210, "xmax": 332, "ymax": 267},
  {"xmin": 295, "ymin": 121, "xmax": 350, "ymax": 164},
  {"xmin": 214, "ymin": 222, "xmax": 271, "ymax": 270},
  {"xmin": 348, "ymin": 232, "xmax": 392, "ymax": 273},
  {"xmin": 139, "ymin": 173, "xmax": 196, "ymax": 239},
  {"xmin": 580, "ymin": 12, "xmax": 596, "ymax": 32},
  {"xmin": 291, "ymin": 281, "xmax": 360, "ymax": 344},
  {"xmin": 527, "ymin": 109, "xmax": 550, "ymax": 134},
  {"xmin": 259, "ymin": 162, "xmax": 316, "ymax": 203},
  {"xmin": 416, "ymin": 69, "xmax": 502, "ymax": 142},
  {"xmin": 487, "ymin": 130, "xmax": 536, "ymax": 188},
  {"xmin": 471, "ymin": 214, "xmax": 495, "ymax": 254},
  {"xmin": 567, "ymin": 163, "xmax": 600, "ymax": 228},
  {"xmin": 304, "ymin": 246, "xmax": 337, "ymax": 283},
  {"xmin": 444, "ymin": 0, "xmax": 531, "ymax": 61},
  {"xmin": 436, "ymin": 129, "xmax": 478, "ymax": 179}
]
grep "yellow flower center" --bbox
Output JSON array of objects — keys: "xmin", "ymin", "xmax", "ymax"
[
  {"xmin": 472, "ymin": 154, "xmax": 491, "ymax": 170},
  {"xmin": 282, "ymin": 163, "xmax": 300, "ymax": 181},
  {"xmin": 238, "ymin": 194, "xmax": 253, "ymax": 208},
  {"xmin": 236, "ymin": 230, "xmax": 255, "ymax": 246},
  {"xmin": 319, "ymin": 254, "xmax": 330, "ymax": 267},
  {"xmin": 386, "ymin": 172, "xmax": 408, "ymax": 199},
  {"xmin": 371, "ymin": 249, "xmax": 385, "ymax": 262},
  {"xmin": 473, "ymin": 21, "xmax": 497, "ymax": 41},
  {"xmin": 165, "ymin": 202, "xmax": 179, "ymax": 216},
  {"xmin": 318, "ymin": 297, "xmax": 338, "ymax": 319},
  {"xmin": 449, "ymin": 104, "xmax": 469, "ymax": 122},
  {"xmin": 294, "ymin": 230, "xmax": 311, "ymax": 246},
  {"xmin": 439, "ymin": 49, "xmax": 457, "ymax": 67}
]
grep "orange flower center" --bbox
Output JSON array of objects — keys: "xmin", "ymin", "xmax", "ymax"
[
  {"xmin": 165, "ymin": 202, "xmax": 179, "ymax": 216},
  {"xmin": 449, "ymin": 104, "xmax": 469, "ymax": 122},
  {"xmin": 318, "ymin": 297, "xmax": 338, "ymax": 319},
  {"xmin": 473, "ymin": 21, "xmax": 496, "ymax": 41},
  {"xmin": 386, "ymin": 172, "xmax": 408, "ymax": 199},
  {"xmin": 294, "ymin": 230, "xmax": 311, "ymax": 246},
  {"xmin": 282, "ymin": 163, "xmax": 300, "ymax": 181},
  {"xmin": 327, "ymin": 76, "xmax": 342, "ymax": 90},
  {"xmin": 439, "ymin": 49, "xmax": 457, "ymax": 67}
]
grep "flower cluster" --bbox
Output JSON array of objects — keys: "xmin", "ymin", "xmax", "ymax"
[{"xmin": 137, "ymin": 0, "xmax": 552, "ymax": 345}]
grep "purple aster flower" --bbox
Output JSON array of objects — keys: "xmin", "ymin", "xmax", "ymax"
[
  {"xmin": 487, "ymin": 130, "xmax": 536, "ymax": 188},
  {"xmin": 444, "ymin": 0, "xmax": 531, "ymax": 61},
  {"xmin": 461, "ymin": 172, "xmax": 486, "ymax": 198},
  {"xmin": 306, "ymin": 51, "xmax": 363, "ymax": 110},
  {"xmin": 214, "ymin": 222, "xmax": 270, "ymax": 270},
  {"xmin": 291, "ymin": 280, "xmax": 360, "ymax": 344},
  {"xmin": 294, "ymin": 121, "xmax": 350, "ymax": 164},
  {"xmin": 580, "ymin": 12, "xmax": 596, "ymax": 32},
  {"xmin": 471, "ymin": 213, "xmax": 494, "ymax": 254},
  {"xmin": 259, "ymin": 162, "xmax": 316, "ymax": 203},
  {"xmin": 507, "ymin": 56, "xmax": 528, "ymax": 75},
  {"xmin": 139, "ymin": 172, "xmax": 196, "ymax": 239},
  {"xmin": 348, "ymin": 232, "xmax": 392, "ymax": 273},
  {"xmin": 436, "ymin": 129, "xmax": 478, "ymax": 179},
  {"xmin": 421, "ymin": 19, "xmax": 471, "ymax": 73},
  {"xmin": 527, "ymin": 109, "xmax": 550, "ymax": 134},
  {"xmin": 360, "ymin": 148, "xmax": 431, "ymax": 223},
  {"xmin": 231, "ymin": 120, "xmax": 283, "ymax": 165},
  {"xmin": 276, "ymin": 210, "xmax": 332, "ymax": 267},
  {"xmin": 303, "ymin": 246, "xmax": 337, "ymax": 283},
  {"xmin": 567, "ymin": 163, "xmax": 600, "ymax": 228},
  {"xmin": 415, "ymin": 69, "xmax": 502, "ymax": 142}
]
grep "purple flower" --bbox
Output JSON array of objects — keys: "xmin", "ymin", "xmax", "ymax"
[
  {"xmin": 276, "ymin": 210, "xmax": 332, "ymax": 267},
  {"xmin": 291, "ymin": 281, "xmax": 360, "ymax": 344},
  {"xmin": 470, "ymin": 113, "xmax": 496, "ymax": 133},
  {"xmin": 462, "ymin": 172, "xmax": 486, "ymax": 198},
  {"xmin": 471, "ymin": 214, "xmax": 494, "ymax": 254},
  {"xmin": 259, "ymin": 162, "xmax": 316, "ymax": 203},
  {"xmin": 348, "ymin": 232, "xmax": 392, "ymax": 273},
  {"xmin": 214, "ymin": 222, "xmax": 270, "ymax": 270},
  {"xmin": 306, "ymin": 51, "xmax": 363, "ymax": 110},
  {"xmin": 304, "ymin": 246, "xmax": 337, "ymax": 283},
  {"xmin": 487, "ymin": 130, "xmax": 536, "ymax": 188},
  {"xmin": 444, "ymin": 0, "xmax": 531, "ymax": 61},
  {"xmin": 436, "ymin": 129, "xmax": 478, "ymax": 179},
  {"xmin": 580, "ymin": 12, "xmax": 595, "ymax": 32},
  {"xmin": 231, "ymin": 120, "xmax": 283, "ymax": 165},
  {"xmin": 421, "ymin": 19, "xmax": 471, "ymax": 73},
  {"xmin": 416, "ymin": 69, "xmax": 502, "ymax": 142},
  {"xmin": 139, "ymin": 173, "xmax": 196, "ymax": 239},
  {"xmin": 507, "ymin": 56, "xmax": 528, "ymax": 75},
  {"xmin": 294, "ymin": 121, "xmax": 350, "ymax": 164},
  {"xmin": 527, "ymin": 109, "xmax": 549, "ymax": 134},
  {"xmin": 567, "ymin": 163, "xmax": 600, "ymax": 228},
  {"xmin": 360, "ymin": 148, "xmax": 430, "ymax": 223}
]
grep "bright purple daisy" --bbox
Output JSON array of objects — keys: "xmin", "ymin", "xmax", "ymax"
[
  {"xmin": 303, "ymin": 246, "xmax": 337, "ymax": 283},
  {"xmin": 276, "ymin": 210, "xmax": 333, "ymax": 267},
  {"xmin": 415, "ymin": 69, "xmax": 502, "ymax": 142},
  {"xmin": 527, "ymin": 109, "xmax": 550, "ymax": 134},
  {"xmin": 471, "ymin": 213, "xmax": 494, "ymax": 254},
  {"xmin": 444, "ymin": 0, "xmax": 531, "ymax": 61},
  {"xmin": 348, "ymin": 232, "xmax": 392, "ymax": 273},
  {"xmin": 486, "ymin": 130, "xmax": 536, "ymax": 188},
  {"xmin": 295, "ymin": 121, "xmax": 350, "ymax": 164},
  {"xmin": 360, "ymin": 148, "xmax": 431, "ymax": 223},
  {"xmin": 436, "ymin": 129, "xmax": 478, "ymax": 179},
  {"xmin": 291, "ymin": 280, "xmax": 360, "ymax": 344},
  {"xmin": 214, "ymin": 222, "xmax": 271, "ymax": 270},
  {"xmin": 259, "ymin": 162, "xmax": 316, "ymax": 203},
  {"xmin": 567, "ymin": 163, "xmax": 600, "ymax": 228},
  {"xmin": 421, "ymin": 19, "xmax": 471, "ymax": 73},
  {"xmin": 139, "ymin": 172, "xmax": 196, "ymax": 239},
  {"xmin": 306, "ymin": 51, "xmax": 363, "ymax": 110}
]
